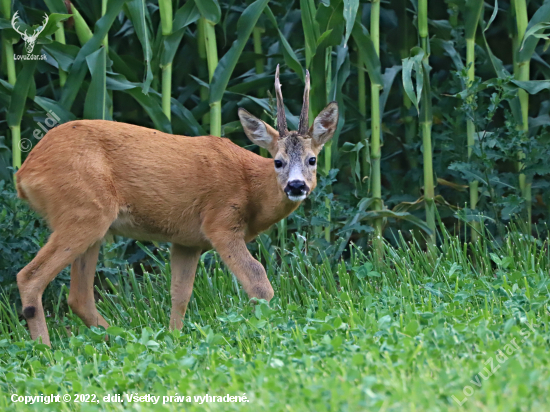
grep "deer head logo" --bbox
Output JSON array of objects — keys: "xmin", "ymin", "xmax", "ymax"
[{"xmin": 11, "ymin": 11, "xmax": 48, "ymax": 54}]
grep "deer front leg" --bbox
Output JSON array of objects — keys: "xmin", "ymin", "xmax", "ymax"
[
  {"xmin": 207, "ymin": 232, "xmax": 274, "ymax": 302},
  {"xmin": 169, "ymin": 244, "xmax": 201, "ymax": 330}
]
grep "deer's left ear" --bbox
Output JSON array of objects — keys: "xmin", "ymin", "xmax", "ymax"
[{"xmin": 309, "ymin": 102, "xmax": 339, "ymax": 151}]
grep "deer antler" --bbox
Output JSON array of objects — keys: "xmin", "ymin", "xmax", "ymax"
[
  {"xmin": 298, "ymin": 70, "xmax": 310, "ymax": 135},
  {"xmin": 32, "ymin": 14, "xmax": 49, "ymax": 39},
  {"xmin": 274, "ymin": 64, "xmax": 288, "ymax": 137},
  {"xmin": 11, "ymin": 11, "xmax": 28, "ymax": 38}
]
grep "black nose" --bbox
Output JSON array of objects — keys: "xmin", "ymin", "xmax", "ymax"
[{"xmin": 286, "ymin": 180, "xmax": 308, "ymax": 195}]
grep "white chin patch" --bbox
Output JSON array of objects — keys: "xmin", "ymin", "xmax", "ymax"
[{"xmin": 287, "ymin": 194, "xmax": 307, "ymax": 202}]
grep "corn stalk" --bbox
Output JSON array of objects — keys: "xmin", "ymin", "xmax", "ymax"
[
  {"xmin": 253, "ymin": 26, "xmax": 268, "ymax": 157},
  {"xmin": 512, "ymin": 0, "xmax": 531, "ymax": 232},
  {"xmin": 1, "ymin": 0, "xmax": 18, "ymax": 179},
  {"xmin": 370, "ymin": 0, "xmax": 383, "ymax": 249},
  {"xmin": 159, "ymin": 0, "xmax": 173, "ymax": 121},
  {"xmin": 202, "ymin": 18, "xmax": 220, "ymax": 136},
  {"xmin": 419, "ymin": 0, "xmax": 436, "ymax": 245},
  {"xmin": 464, "ymin": 0, "xmax": 484, "ymax": 242}
]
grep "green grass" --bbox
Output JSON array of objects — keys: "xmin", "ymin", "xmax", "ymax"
[{"xmin": 1, "ymin": 229, "xmax": 549, "ymax": 411}]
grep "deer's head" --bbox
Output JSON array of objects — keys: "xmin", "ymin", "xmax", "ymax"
[
  {"xmin": 239, "ymin": 66, "xmax": 339, "ymax": 202},
  {"xmin": 12, "ymin": 11, "xmax": 48, "ymax": 54}
]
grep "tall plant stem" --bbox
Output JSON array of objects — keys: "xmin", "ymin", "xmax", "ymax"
[
  {"xmin": 11, "ymin": 125, "xmax": 21, "ymax": 170},
  {"xmin": 513, "ymin": 0, "xmax": 531, "ymax": 232},
  {"xmin": 1, "ymin": 0, "xmax": 19, "ymax": 180},
  {"xmin": 198, "ymin": 19, "xmax": 210, "ymax": 126},
  {"xmin": 55, "ymin": 27, "xmax": 67, "ymax": 87},
  {"xmin": 159, "ymin": 0, "xmax": 173, "ymax": 121},
  {"xmin": 357, "ymin": 47, "xmax": 368, "ymax": 185},
  {"xmin": 202, "ymin": 18, "xmax": 220, "ymax": 137},
  {"xmin": 418, "ymin": 0, "xmax": 435, "ymax": 245},
  {"xmin": 370, "ymin": 0, "xmax": 383, "ymax": 251},
  {"xmin": 253, "ymin": 27, "xmax": 268, "ymax": 158},
  {"xmin": 324, "ymin": 46, "xmax": 333, "ymax": 242},
  {"xmin": 0, "ymin": 0, "xmax": 15, "ymax": 86},
  {"xmin": 467, "ymin": 37, "xmax": 478, "ymax": 242}
]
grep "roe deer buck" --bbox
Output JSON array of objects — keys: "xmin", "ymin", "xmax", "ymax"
[{"xmin": 15, "ymin": 66, "xmax": 338, "ymax": 346}]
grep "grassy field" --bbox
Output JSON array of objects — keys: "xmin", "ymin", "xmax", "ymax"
[{"xmin": 0, "ymin": 229, "xmax": 549, "ymax": 411}]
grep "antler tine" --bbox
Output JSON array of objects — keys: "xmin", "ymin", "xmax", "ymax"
[
  {"xmin": 274, "ymin": 64, "xmax": 288, "ymax": 137},
  {"xmin": 11, "ymin": 11, "xmax": 27, "ymax": 37},
  {"xmin": 34, "ymin": 13, "xmax": 49, "ymax": 37},
  {"xmin": 298, "ymin": 70, "xmax": 310, "ymax": 135}
]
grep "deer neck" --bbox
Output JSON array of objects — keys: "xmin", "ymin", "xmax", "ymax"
[{"xmin": 246, "ymin": 156, "xmax": 300, "ymax": 235}]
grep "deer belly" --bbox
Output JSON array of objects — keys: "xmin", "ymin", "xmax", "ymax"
[{"xmin": 108, "ymin": 209, "xmax": 209, "ymax": 247}]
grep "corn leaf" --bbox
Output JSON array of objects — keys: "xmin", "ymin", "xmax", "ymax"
[
  {"xmin": 342, "ymin": 0, "xmax": 359, "ymax": 47},
  {"xmin": 7, "ymin": 54, "xmax": 39, "ymax": 127},
  {"xmin": 196, "ymin": 0, "xmax": 221, "ymax": 24},
  {"xmin": 265, "ymin": 7, "xmax": 303, "ymax": 81},
  {"xmin": 34, "ymin": 96, "xmax": 76, "ymax": 123},
  {"xmin": 300, "ymin": 0, "xmax": 319, "ymax": 68},
  {"xmin": 518, "ymin": 3, "xmax": 550, "ymax": 64},
  {"xmin": 208, "ymin": 0, "xmax": 269, "ymax": 104},
  {"xmin": 464, "ymin": 0, "xmax": 483, "ymax": 41},
  {"xmin": 60, "ymin": 0, "xmax": 128, "ymax": 110},
  {"xmin": 401, "ymin": 48, "xmax": 424, "ymax": 114},
  {"xmin": 352, "ymin": 21, "xmax": 382, "ymax": 87},
  {"xmin": 84, "ymin": 47, "xmax": 108, "ymax": 120},
  {"xmin": 125, "ymin": 0, "xmax": 153, "ymax": 93}
]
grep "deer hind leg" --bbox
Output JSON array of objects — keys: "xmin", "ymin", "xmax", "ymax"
[
  {"xmin": 17, "ymin": 217, "xmax": 114, "ymax": 346},
  {"xmin": 67, "ymin": 241, "xmax": 109, "ymax": 330},
  {"xmin": 169, "ymin": 244, "xmax": 201, "ymax": 330},
  {"xmin": 206, "ymin": 231, "xmax": 274, "ymax": 303}
]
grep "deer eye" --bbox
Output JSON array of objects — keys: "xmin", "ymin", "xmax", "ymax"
[
  {"xmin": 274, "ymin": 159, "xmax": 283, "ymax": 168},
  {"xmin": 308, "ymin": 157, "xmax": 316, "ymax": 166}
]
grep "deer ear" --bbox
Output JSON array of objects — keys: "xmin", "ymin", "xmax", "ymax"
[
  {"xmin": 238, "ymin": 108, "xmax": 279, "ymax": 156},
  {"xmin": 309, "ymin": 102, "xmax": 339, "ymax": 151}
]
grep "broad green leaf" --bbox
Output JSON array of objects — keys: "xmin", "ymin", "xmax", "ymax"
[
  {"xmin": 352, "ymin": 21, "xmax": 383, "ymax": 87},
  {"xmin": 519, "ymin": 22, "xmax": 550, "ymax": 52},
  {"xmin": 124, "ymin": 87, "xmax": 172, "ymax": 133},
  {"xmin": 511, "ymin": 80, "xmax": 550, "ymax": 94},
  {"xmin": 43, "ymin": 42, "xmax": 79, "ymax": 72},
  {"xmin": 209, "ymin": 0, "xmax": 269, "ymax": 104},
  {"xmin": 171, "ymin": 98, "xmax": 205, "ymax": 136},
  {"xmin": 36, "ymin": 13, "xmax": 72, "ymax": 39},
  {"xmin": 300, "ymin": 0, "xmax": 319, "ymax": 68},
  {"xmin": 125, "ymin": 0, "xmax": 153, "ymax": 93},
  {"xmin": 84, "ymin": 47, "xmax": 108, "ymax": 120},
  {"xmin": 342, "ymin": 0, "xmax": 359, "ymax": 47},
  {"xmin": 464, "ymin": 0, "xmax": 483, "ymax": 41},
  {"xmin": 161, "ymin": 29, "xmax": 185, "ymax": 67},
  {"xmin": 34, "ymin": 96, "xmax": 76, "ymax": 123},
  {"xmin": 44, "ymin": 0, "xmax": 67, "ymax": 14},
  {"xmin": 7, "ymin": 50, "xmax": 39, "ymax": 127},
  {"xmin": 196, "ymin": 0, "xmax": 221, "ymax": 24},
  {"xmin": 104, "ymin": 72, "xmax": 172, "ymax": 133},
  {"xmin": 173, "ymin": 1, "xmax": 200, "ymax": 31},
  {"xmin": 432, "ymin": 39, "xmax": 464, "ymax": 74},
  {"xmin": 380, "ymin": 65, "xmax": 402, "ymax": 118},
  {"xmin": 265, "ymin": 7, "xmax": 303, "ymax": 81},
  {"xmin": 420, "ymin": 58, "xmax": 432, "ymax": 124},
  {"xmin": 60, "ymin": 0, "xmax": 129, "ymax": 110},
  {"xmin": 518, "ymin": 3, "xmax": 550, "ymax": 64},
  {"xmin": 401, "ymin": 48, "xmax": 424, "ymax": 114}
]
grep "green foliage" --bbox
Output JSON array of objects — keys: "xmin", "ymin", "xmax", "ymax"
[{"xmin": 1, "ymin": 225, "xmax": 550, "ymax": 410}]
